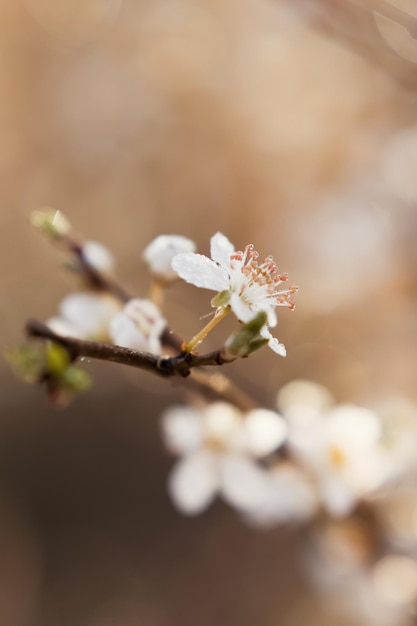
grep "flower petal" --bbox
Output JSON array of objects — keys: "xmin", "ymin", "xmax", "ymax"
[
  {"xmin": 59, "ymin": 293, "xmax": 120, "ymax": 339},
  {"xmin": 83, "ymin": 241, "xmax": 115, "ymax": 274},
  {"xmin": 143, "ymin": 234, "xmax": 196, "ymax": 281},
  {"xmin": 266, "ymin": 307, "xmax": 278, "ymax": 328},
  {"xmin": 220, "ymin": 455, "xmax": 274, "ymax": 512},
  {"xmin": 168, "ymin": 451, "xmax": 219, "ymax": 515},
  {"xmin": 244, "ymin": 464, "xmax": 318, "ymax": 527},
  {"xmin": 243, "ymin": 409, "xmax": 288, "ymax": 457},
  {"xmin": 229, "ymin": 292, "xmax": 255, "ymax": 323},
  {"xmin": 203, "ymin": 403, "xmax": 242, "ymax": 448},
  {"xmin": 326, "ymin": 406, "xmax": 381, "ymax": 448},
  {"xmin": 320, "ymin": 474, "xmax": 357, "ymax": 517},
  {"xmin": 172, "ymin": 253, "xmax": 229, "ymax": 291},
  {"xmin": 260, "ymin": 327, "xmax": 287, "ymax": 356},
  {"xmin": 109, "ymin": 298, "xmax": 166, "ymax": 353},
  {"xmin": 161, "ymin": 406, "xmax": 204, "ymax": 454},
  {"xmin": 210, "ymin": 232, "xmax": 235, "ymax": 266},
  {"xmin": 110, "ymin": 312, "xmax": 152, "ymax": 352}
]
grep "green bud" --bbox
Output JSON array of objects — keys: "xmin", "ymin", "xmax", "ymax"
[
  {"xmin": 245, "ymin": 337, "xmax": 268, "ymax": 355},
  {"xmin": 30, "ymin": 208, "xmax": 72, "ymax": 239},
  {"xmin": 243, "ymin": 311, "xmax": 267, "ymax": 334},
  {"xmin": 61, "ymin": 366, "xmax": 92, "ymax": 392},
  {"xmin": 46, "ymin": 342, "xmax": 70, "ymax": 376},
  {"xmin": 224, "ymin": 311, "xmax": 268, "ymax": 357}
]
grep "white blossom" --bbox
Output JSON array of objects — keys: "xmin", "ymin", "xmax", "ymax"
[
  {"xmin": 243, "ymin": 462, "xmax": 319, "ymax": 528},
  {"xmin": 109, "ymin": 298, "xmax": 166, "ymax": 353},
  {"xmin": 294, "ymin": 404, "xmax": 388, "ymax": 516},
  {"xmin": 82, "ymin": 240, "xmax": 115, "ymax": 275},
  {"xmin": 161, "ymin": 402, "xmax": 288, "ymax": 516},
  {"xmin": 279, "ymin": 383, "xmax": 417, "ymax": 518},
  {"xmin": 48, "ymin": 292, "xmax": 121, "ymax": 340},
  {"xmin": 143, "ymin": 234, "xmax": 196, "ymax": 282},
  {"xmin": 171, "ymin": 232, "xmax": 297, "ymax": 355}
]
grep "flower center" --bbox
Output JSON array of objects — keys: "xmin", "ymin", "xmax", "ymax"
[
  {"xmin": 230, "ymin": 244, "xmax": 297, "ymax": 309},
  {"xmin": 328, "ymin": 445, "xmax": 346, "ymax": 469}
]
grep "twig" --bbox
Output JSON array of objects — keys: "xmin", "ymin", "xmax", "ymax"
[
  {"xmin": 26, "ymin": 319, "xmax": 237, "ymax": 379},
  {"xmin": 26, "ymin": 319, "xmax": 258, "ymax": 410},
  {"xmin": 186, "ymin": 370, "xmax": 258, "ymax": 411},
  {"xmin": 67, "ymin": 237, "xmax": 132, "ymax": 303}
]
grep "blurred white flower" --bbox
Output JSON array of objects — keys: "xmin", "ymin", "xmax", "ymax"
[
  {"xmin": 290, "ymin": 404, "xmax": 387, "ymax": 517},
  {"xmin": 161, "ymin": 402, "xmax": 288, "ymax": 515},
  {"xmin": 278, "ymin": 381, "xmax": 400, "ymax": 517},
  {"xmin": 143, "ymin": 234, "xmax": 196, "ymax": 282},
  {"xmin": 243, "ymin": 462, "xmax": 318, "ymax": 528},
  {"xmin": 109, "ymin": 298, "xmax": 166, "ymax": 353},
  {"xmin": 376, "ymin": 396, "xmax": 417, "ymax": 483},
  {"xmin": 171, "ymin": 232, "xmax": 297, "ymax": 356},
  {"xmin": 305, "ymin": 519, "xmax": 417, "ymax": 626},
  {"xmin": 277, "ymin": 379, "xmax": 333, "ymax": 423},
  {"xmin": 279, "ymin": 383, "xmax": 417, "ymax": 518},
  {"xmin": 47, "ymin": 292, "xmax": 121, "ymax": 340},
  {"xmin": 82, "ymin": 240, "xmax": 115, "ymax": 275}
]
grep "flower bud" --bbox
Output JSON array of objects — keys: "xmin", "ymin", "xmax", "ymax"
[
  {"xmin": 110, "ymin": 298, "xmax": 166, "ymax": 354},
  {"xmin": 82, "ymin": 240, "xmax": 115, "ymax": 275},
  {"xmin": 143, "ymin": 235, "xmax": 196, "ymax": 282},
  {"xmin": 224, "ymin": 311, "xmax": 268, "ymax": 357},
  {"xmin": 59, "ymin": 293, "xmax": 121, "ymax": 340},
  {"xmin": 31, "ymin": 208, "xmax": 72, "ymax": 239}
]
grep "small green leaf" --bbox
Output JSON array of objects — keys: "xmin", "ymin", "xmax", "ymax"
[
  {"xmin": 6, "ymin": 344, "xmax": 44, "ymax": 383},
  {"xmin": 46, "ymin": 342, "xmax": 70, "ymax": 376},
  {"xmin": 61, "ymin": 366, "xmax": 92, "ymax": 392}
]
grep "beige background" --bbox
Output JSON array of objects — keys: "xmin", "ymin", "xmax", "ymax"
[{"xmin": 1, "ymin": 0, "xmax": 417, "ymax": 624}]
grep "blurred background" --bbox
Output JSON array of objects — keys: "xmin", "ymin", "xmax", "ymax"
[{"xmin": 1, "ymin": 0, "xmax": 417, "ymax": 624}]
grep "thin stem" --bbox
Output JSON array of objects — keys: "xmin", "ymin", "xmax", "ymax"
[
  {"xmin": 187, "ymin": 370, "xmax": 258, "ymax": 411},
  {"xmin": 67, "ymin": 238, "xmax": 132, "ymax": 303},
  {"xmin": 148, "ymin": 279, "xmax": 165, "ymax": 309},
  {"xmin": 183, "ymin": 307, "xmax": 231, "ymax": 353}
]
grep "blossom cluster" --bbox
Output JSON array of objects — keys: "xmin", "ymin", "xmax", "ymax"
[
  {"xmin": 162, "ymin": 381, "xmax": 417, "ymax": 524},
  {"xmin": 160, "ymin": 383, "xmax": 417, "ymax": 625},
  {"xmin": 13, "ymin": 211, "xmax": 417, "ymax": 625},
  {"xmin": 41, "ymin": 217, "xmax": 296, "ymax": 358}
]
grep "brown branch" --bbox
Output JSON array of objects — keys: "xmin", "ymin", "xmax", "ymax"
[
  {"xmin": 186, "ymin": 370, "xmax": 259, "ymax": 411},
  {"xmin": 26, "ymin": 319, "xmax": 237, "ymax": 379},
  {"xmin": 26, "ymin": 320, "xmax": 259, "ymax": 410},
  {"xmin": 67, "ymin": 238, "xmax": 132, "ymax": 303}
]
